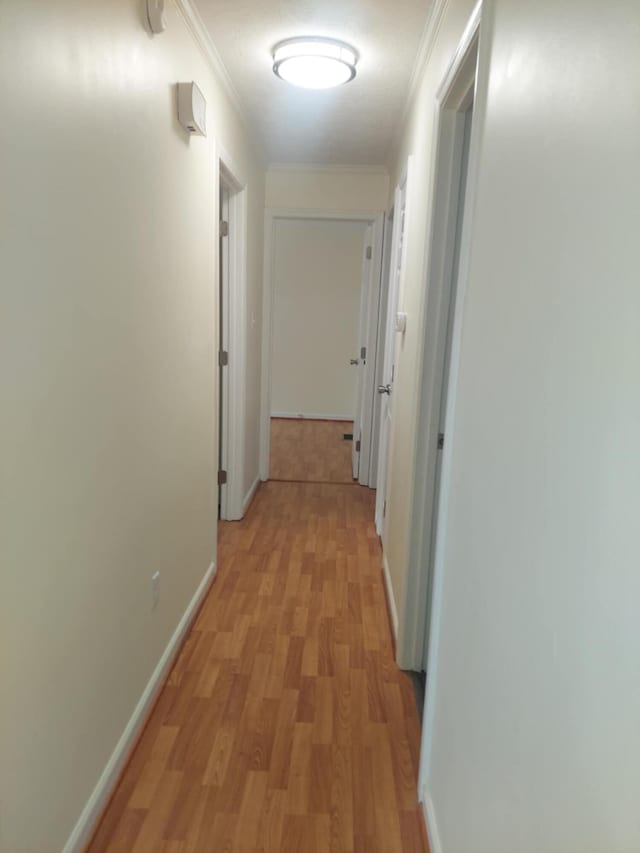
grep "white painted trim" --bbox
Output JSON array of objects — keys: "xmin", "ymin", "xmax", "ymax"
[
  {"xmin": 375, "ymin": 160, "xmax": 412, "ymax": 535},
  {"xmin": 271, "ymin": 412, "xmax": 354, "ymax": 421},
  {"xmin": 367, "ymin": 210, "xmax": 392, "ymax": 490},
  {"xmin": 242, "ymin": 476, "xmax": 260, "ymax": 513},
  {"xmin": 218, "ymin": 142, "xmax": 248, "ymax": 191},
  {"xmin": 356, "ymin": 215, "xmax": 385, "ymax": 488},
  {"xmin": 382, "ymin": 554, "xmax": 399, "ymax": 644},
  {"xmin": 436, "ymin": 0, "xmax": 483, "ymax": 102},
  {"xmin": 62, "ymin": 561, "xmax": 217, "ymax": 853},
  {"xmin": 260, "ymin": 211, "xmax": 276, "ymax": 481},
  {"xmin": 264, "ymin": 207, "xmax": 383, "ymax": 223},
  {"xmin": 401, "ymin": 0, "xmax": 483, "ymax": 673},
  {"xmin": 173, "ymin": 0, "xmax": 248, "ymax": 128},
  {"xmin": 260, "ymin": 207, "xmax": 385, "ymax": 482},
  {"xmin": 422, "ymin": 795, "xmax": 443, "ymax": 853},
  {"xmin": 393, "ymin": 0, "xmax": 449, "ymax": 153},
  {"xmin": 267, "ymin": 163, "xmax": 389, "ymax": 175},
  {"xmin": 218, "ymin": 153, "xmax": 248, "ymax": 521},
  {"xmin": 417, "ymin": 0, "xmax": 488, "ymax": 798},
  {"xmin": 218, "ymin": 178, "xmax": 231, "ymax": 520}
]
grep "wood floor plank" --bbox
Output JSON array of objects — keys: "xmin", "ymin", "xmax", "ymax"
[
  {"xmin": 255, "ymin": 787, "xmax": 286, "ymax": 853},
  {"xmin": 269, "ymin": 418, "xmax": 355, "ymax": 483},
  {"xmin": 87, "ymin": 482, "xmax": 427, "ymax": 853}
]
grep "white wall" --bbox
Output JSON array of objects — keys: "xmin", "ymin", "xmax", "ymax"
[
  {"xmin": 266, "ymin": 165, "xmax": 389, "ymax": 212},
  {"xmin": 0, "ymin": 1, "xmax": 264, "ymax": 850},
  {"xmin": 271, "ymin": 218, "xmax": 368, "ymax": 418},
  {"xmin": 385, "ymin": 1, "xmax": 640, "ymax": 851}
]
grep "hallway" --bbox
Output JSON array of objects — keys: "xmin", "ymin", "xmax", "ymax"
[{"xmin": 88, "ymin": 482, "xmax": 426, "ymax": 852}]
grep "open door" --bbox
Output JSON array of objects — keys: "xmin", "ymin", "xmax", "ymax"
[
  {"xmin": 375, "ymin": 171, "xmax": 409, "ymax": 534},
  {"xmin": 351, "ymin": 225, "xmax": 373, "ymax": 480},
  {"xmin": 218, "ymin": 181, "xmax": 230, "ymax": 518},
  {"xmin": 368, "ymin": 212, "xmax": 394, "ymax": 489}
]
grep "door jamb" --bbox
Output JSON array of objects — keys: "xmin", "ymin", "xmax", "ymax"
[
  {"xmin": 399, "ymin": 0, "xmax": 486, "ymax": 810},
  {"xmin": 357, "ymin": 217, "xmax": 386, "ymax": 488},
  {"xmin": 368, "ymin": 207, "xmax": 394, "ymax": 490},
  {"xmin": 374, "ymin": 159, "xmax": 412, "ymax": 536},
  {"xmin": 260, "ymin": 208, "xmax": 385, "ymax": 483},
  {"xmin": 217, "ymin": 148, "xmax": 247, "ymax": 521}
]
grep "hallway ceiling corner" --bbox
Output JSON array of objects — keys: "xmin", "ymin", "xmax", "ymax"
[{"xmin": 191, "ymin": 0, "xmax": 435, "ymax": 166}]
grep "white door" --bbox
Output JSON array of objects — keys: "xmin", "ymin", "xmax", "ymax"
[
  {"xmin": 352, "ymin": 225, "xmax": 373, "ymax": 479},
  {"xmin": 375, "ymin": 176, "xmax": 408, "ymax": 534},
  {"xmin": 218, "ymin": 182, "xmax": 230, "ymax": 518},
  {"xmin": 368, "ymin": 213, "xmax": 394, "ymax": 489}
]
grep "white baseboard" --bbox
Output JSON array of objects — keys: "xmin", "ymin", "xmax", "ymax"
[
  {"xmin": 62, "ymin": 561, "xmax": 217, "ymax": 853},
  {"xmin": 382, "ymin": 554, "xmax": 399, "ymax": 643},
  {"xmin": 243, "ymin": 475, "xmax": 260, "ymax": 513},
  {"xmin": 422, "ymin": 793, "xmax": 443, "ymax": 853},
  {"xmin": 271, "ymin": 412, "xmax": 353, "ymax": 421}
]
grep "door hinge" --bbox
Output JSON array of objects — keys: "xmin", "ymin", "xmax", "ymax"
[
  {"xmin": 218, "ymin": 469, "xmax": 228, "ymax": 485},
  {"xmin": 218, "ymin": 350, "xmax": 229, "ymax": 367},
  {"xmin": 383, "ymin": 500, "xmax": 387, "ymax": 518},
  {"xmin": 355, "ymin": 439, "xmax": 361, "ymax": 452},
  {"xmin": 437, "ymin": 432, "xmax": 445, "ymax": 450},
  {"xmin": 220, "ymin": 220, "xmax": 229, "ymax": 237},
  {"xmin": 366, "ymin": 245, "xmax": 372, "ymax": 260},
  {"xmin": 360, "ymin": 346, "xmax": 366, "ymax": 361}
]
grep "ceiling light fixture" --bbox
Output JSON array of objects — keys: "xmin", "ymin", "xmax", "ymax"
[{"xmin": 272, "ymin": 37, "xmax": 359, "ymax": 89}]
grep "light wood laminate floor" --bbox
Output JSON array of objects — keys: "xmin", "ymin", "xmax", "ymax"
[
  {"xmin": 88, "ymin": 482, "xmax": 427, "ymax": 853},
  {"xmin": 269, "ymin": 418, "xmax": 355, "ymax": 484}
]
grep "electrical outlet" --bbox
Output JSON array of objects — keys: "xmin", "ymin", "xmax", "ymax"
[{"xmin": 151, "ymin": 571, "xmax": 160, "ymax": 610}]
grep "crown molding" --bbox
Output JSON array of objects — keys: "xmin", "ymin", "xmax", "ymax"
[
  {"xmin": 405, "ymin": 0, "xmax": 449, "ymax": 113},
  {"xmin": 387, "ymin": 0, "xmax": 449, "ymax": 161},
  {"xmin": 267, "ymin": 163, "xmax": 389, "ymax": 176},
  {"xmin": 173, "ymin": 0, "xmax": 249, "ymax": 128}
]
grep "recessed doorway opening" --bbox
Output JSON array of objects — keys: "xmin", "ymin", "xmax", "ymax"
[
  {"xmin": 260, "ymin": 210, "xmax": 385, "ymax": 487},
  {"xmin": 217, "ymin": 155, "xmax": 248, "ymax": 521}
]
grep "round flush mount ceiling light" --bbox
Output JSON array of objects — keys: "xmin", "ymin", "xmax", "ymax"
[{"xmin": 272, "ymin": 37, "xmax": 359, "ymax": 89}]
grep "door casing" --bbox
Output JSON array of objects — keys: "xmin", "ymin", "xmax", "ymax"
[
  {"xmin": 217, "ymin": 148, "xmax": 248, "ymax": 521},
  {"xmin": 260, "ymin": 208, "xmax": 385, "ymax": 485},
  {"xmin": 375, "ymin": 163, "xmax": 411, "ymax": 536},
  {"xmin": 403, "ymin": 2, "xmax": 487, "ymax": 823}
]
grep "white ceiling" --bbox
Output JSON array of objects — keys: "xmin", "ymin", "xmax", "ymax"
[{"xmin": 192, "ymin": 0, "xmax": 434, "ymax": 166}]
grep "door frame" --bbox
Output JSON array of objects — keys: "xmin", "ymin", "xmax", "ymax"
[
  {"xmin": 352, "ymin": 224, "xmax": 375, "ymax": 481},
  {"xmin": 217, "ymin": 147, "xmax": 248, "ymax": 521},
  {"xmin": 368, "ymin": 208, "xmax": 394, "ymax": 490},
  {"xmin": 374, "ymin": 160, "xmax": 412, "ymax": 536},
  {"xmin": 407, "ymin": 0, "xmax": 487, "ymax": 828},
  {"xmin": 260, "ymin": 208, "xmax": 385, "ymax": 483}
]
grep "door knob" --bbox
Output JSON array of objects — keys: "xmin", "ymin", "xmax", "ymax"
[
  {"xmin": 377, "ymin": 384, "xmax": 392, "ymax": 395},
  {"xmin": 350, "ymin": 359, "xmax": 360, "ymax": 365}
]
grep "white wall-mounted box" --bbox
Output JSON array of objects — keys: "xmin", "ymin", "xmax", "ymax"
[{"xmin": 177, "ymin": 82, "xmax": 206, "ymax": 136}]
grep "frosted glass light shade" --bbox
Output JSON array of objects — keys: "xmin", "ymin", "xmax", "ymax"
[{"xmin": 272, "ymin": 38, "xmax": 358, "ymax": 89}]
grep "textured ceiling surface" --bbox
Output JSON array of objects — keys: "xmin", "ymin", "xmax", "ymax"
[{"xmin": 192, "ymin": 0, "xmax": 434, "ymax": 165}]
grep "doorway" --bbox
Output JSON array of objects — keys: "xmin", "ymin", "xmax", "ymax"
[
  {"xmin": 399, "ymin": 13, "xmax": 481, "ymax": 682},
  {"xmin": 368, "ymin": 209, "xmax": 395, "ymax": 491},
  {"xmin": 260, "ymin": 211, "xmax": 384, "ymax": 486},
  {"xmin": 217, "ymin": 159, "xmax": 248, "ymax": 521},
  {"xmin": 391, "ymin": 29, "xmax": 482, "ymax": 804},
  {"xmin": 218, "ymin": 180, "xmax": 230, "ymax": 518},
  {"xmin": 374, "ymin": 165, "xmax": 410, "ymax": 536}
]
